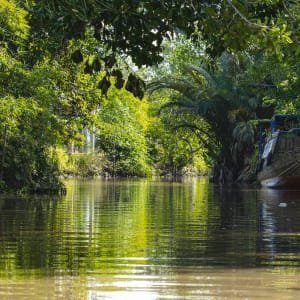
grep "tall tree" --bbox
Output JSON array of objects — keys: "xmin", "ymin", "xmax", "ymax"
[
  {"xmin": 0, "ymin": 1, "xmax": 99, "ymax": 191},
  {"xmin": 148, "ymin": 52, "xmax": 257, "ymax": 183}
]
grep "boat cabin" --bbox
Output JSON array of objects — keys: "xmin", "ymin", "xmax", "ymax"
[
  {"xmin": 257, "ymin": 113, "xmax": 300, "ymax": 188},
  {"xmin": 270, "ymin": 114, "xmax": 298, "ymax": 133},
  {"xmin": 259, "ymin": 114, "xmax": 299, "ymax": 156}
]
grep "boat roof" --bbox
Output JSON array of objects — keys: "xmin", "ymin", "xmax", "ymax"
[
  {"xmin": 272, "ymin": 113, "xmax": 298, "ymax": 120},
  {"xmin": 256, "ymin": 114, "xmax": 299, "ymax": 125}
]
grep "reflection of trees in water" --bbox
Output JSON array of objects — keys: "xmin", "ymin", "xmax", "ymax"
[
  {"xmin": 202, "ymin": 186, "xmax": 259, "ymax": 267},
  {"xmin": 3, "ymin": 180, "xmax": 300, "ymax": 275},
  {"xmin": 141, "ymin": 182, "xmax": 260, "ymax": 268},
  {"xmin": 0, "ymin": 195, "xmax": 60, "ymax": 272},
  {"xmin": 216, "ymin": 186, "xmax": 258, "ymax": 230}
]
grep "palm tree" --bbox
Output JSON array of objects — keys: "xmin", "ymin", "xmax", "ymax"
[{"xmin": 148, "ymin": 53, "xmax": 256, "ymax": 183}]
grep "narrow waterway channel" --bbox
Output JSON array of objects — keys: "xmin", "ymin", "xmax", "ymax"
[{"xmin": 1, "ymin": 178, "xmax": 300, "ymax": 299}]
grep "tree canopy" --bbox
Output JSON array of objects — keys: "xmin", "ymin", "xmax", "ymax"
[{"xmin": 26, "ymin": 0, "xmax": 298, "ymax": 65}]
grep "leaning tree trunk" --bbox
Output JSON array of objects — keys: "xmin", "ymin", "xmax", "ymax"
[
  {"xmin": 211, "ymin": 151, "xmax": 235, "ymax": 184},
  {"xmin": 211, "ymin": 144, "xmax": 256, "ymax": 184}
]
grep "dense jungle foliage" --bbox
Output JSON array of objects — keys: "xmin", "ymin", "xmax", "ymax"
[{"xmin": 1, "ymin": 0, "xmax": 300, "ymax": 192}]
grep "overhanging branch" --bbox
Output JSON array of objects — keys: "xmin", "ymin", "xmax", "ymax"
[{"xmin": 226, "ymin": 0, "xmax": 271, "ymax": 30}]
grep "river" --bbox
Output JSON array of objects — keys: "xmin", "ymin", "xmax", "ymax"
[{"xmin": 1, "ymin": 177, "xmax": 300, "ymax": 299}]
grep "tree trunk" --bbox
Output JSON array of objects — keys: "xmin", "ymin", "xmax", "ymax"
[{"xmin": 0, "ymin": 125, "xmax": 7, "ymax": 181}]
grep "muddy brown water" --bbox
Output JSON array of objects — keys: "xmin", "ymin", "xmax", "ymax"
[{"xmin": 1, "ymin": 178, "xmax": 300, "ymax": 299}]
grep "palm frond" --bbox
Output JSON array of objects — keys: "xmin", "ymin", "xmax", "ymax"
[
  {"xmin": 147, "ymin": 78, "xmax": 195, "ymax": 96},
  {"xmin": 157, "ymin": 96, "xmax": 195, "ymax": 114},
  {"xmin": 183, "ymin": 63, "xmax": 217, "ymax": 89},
  {"xmin": 232, "ymin": 121, "xmax": 255, "ymax": 152}
]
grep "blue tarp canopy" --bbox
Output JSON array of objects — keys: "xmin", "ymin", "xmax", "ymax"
[{"xmin": 271, "ymin": 114, "xmax": 298, "ymax": 132}]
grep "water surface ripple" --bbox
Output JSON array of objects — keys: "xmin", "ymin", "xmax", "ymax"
[{"xmin": 1, "ymin": 178, "xmax": 300, "ymax": 299}]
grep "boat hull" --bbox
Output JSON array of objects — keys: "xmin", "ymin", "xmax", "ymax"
[
  {"xmin": 260, "ymin": 176, "xmax": 300, "ymax": 189},
  {"xmin": 257, "ymin": 130, "xmax": 300, "ymax": 189}
]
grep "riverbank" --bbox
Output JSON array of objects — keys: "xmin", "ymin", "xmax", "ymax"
[{"xmin": 60, "ymin": 152, "xmax": 208, "ymax": 179}]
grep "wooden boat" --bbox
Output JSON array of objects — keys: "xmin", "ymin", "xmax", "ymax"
[{"xmin": 257, "ymin": 114, "xmax": 300, "ymax": 188}]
